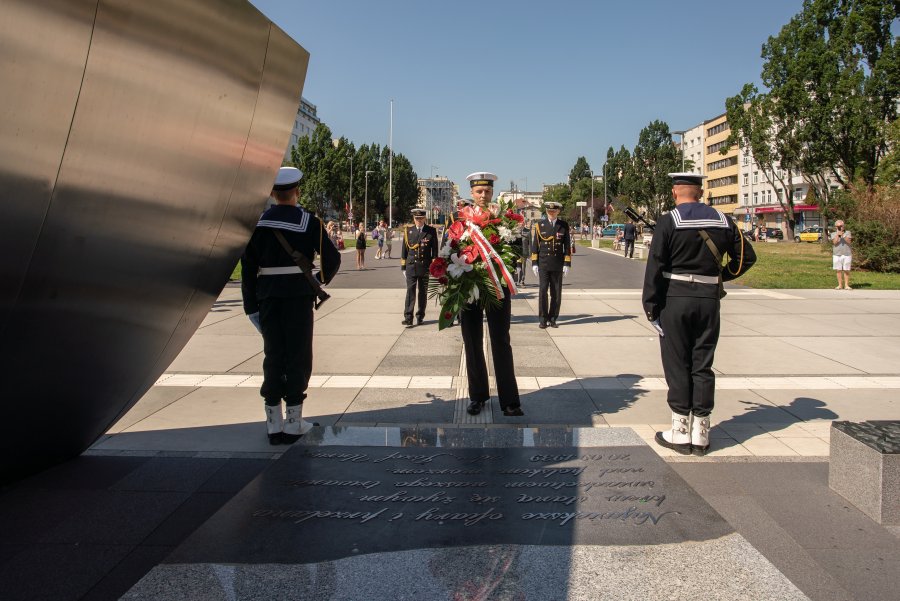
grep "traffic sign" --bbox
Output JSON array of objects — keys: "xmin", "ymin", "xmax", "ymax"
[{"xmin": 575, "ymin": 201, "xmax": 587, "ymax": 207}]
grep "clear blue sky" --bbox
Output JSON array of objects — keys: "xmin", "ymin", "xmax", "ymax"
[{"xmin": 250, "ymin": 0, "xmax": 803, "ymax": 192}]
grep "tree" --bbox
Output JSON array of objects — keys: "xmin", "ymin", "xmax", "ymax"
[
  {"xmin": 733, "ymin": 0, "xmax": 899, "ymax": 194},
  {"xmin": 290, "ymin": 123, "xmax": 334, "ymax": 214},
  {"xmin": 629, "ymin": 120, "xmax": 682, "ymax": 220},
  {"xmin": 568, "ymin": 157, "xmax": 591, "ymax": 189},
  {"xmin": 725, "ymin": 86, "xmax": 806, "ymax": 237}
]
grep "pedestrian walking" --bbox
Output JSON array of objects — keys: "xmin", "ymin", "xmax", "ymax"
[
  {"xmin": 241, "ymin": 167, "xmax": 341, "ymax": 445},
  {"xmin": 460, "ymin": 171, "xmax": 523, "ymax": 417},
  {"xmin": 384, "ymin": 223, "xmax": 394, "ymax": 258},
  {"xmin": 831, "ymin": 219, "xmax": 853, "ymax": 290},
  {"xmin": 530, "ymin": 201, "xmax": 571, "ymax": 328},
  {"xmin": 623, "ymin": 219, "xmax": 637, "ymax": 259},
  {"xmin": 354, "ymin": 222, "xmax": 367, "ymax": 270},
  {"xmin": 401, "ymin": 208, "xmax": 437, "ymax": 326},
  {"xmin": 642, "ymin": 173, "xmax": 756, "ymax": 456}
]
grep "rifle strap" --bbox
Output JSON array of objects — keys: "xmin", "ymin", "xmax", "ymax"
[
  {"xmin": 271, "ymin": 229, "xmax": 327, "ymax": 302},
  {"xmin": 698, "ymin": 230, "xmax": 727, "ymax": 299}
]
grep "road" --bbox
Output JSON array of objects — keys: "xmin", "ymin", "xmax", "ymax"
[{"xmin": 329, "ymin": 243, "xmax": 647, "ymax": 289}]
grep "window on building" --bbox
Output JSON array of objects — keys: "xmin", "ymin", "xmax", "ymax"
[
  {"xmin": 752, "ymin": 171, "xmax": 758, "ymax": 185},
  {"xmin": 743, "ymin": 193, "xmax": 749, "ymax": 206},
  {"xmin": 743, "ymin": 174, "xmax": 748, "ymax": 186},
  {"xmin": 753, "ymin": 192, "xmax": 759, "ymax": 205},
  {"xmin": 767, "ymin": 190, "xmax": 772, "ymax": 203},
  {"xmin": 777, "ymin": 189, "xmax": 783, "ymax": 201},
  {"xmin": 794, "ymin": 187, "xmax": 803, "ymax": 200}
]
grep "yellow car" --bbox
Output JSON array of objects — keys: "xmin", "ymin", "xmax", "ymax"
[{"xmin": 795, "ymin": 225, "xmax": 823, "ymax": 243}]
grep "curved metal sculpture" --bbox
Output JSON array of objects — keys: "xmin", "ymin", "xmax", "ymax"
[{"xmin": 0, "ymin": 0, "xmax": 309, "ymax": 483}]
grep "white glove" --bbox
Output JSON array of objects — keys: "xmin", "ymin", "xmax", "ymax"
[
  {"xmin": 401, "ymin": 269, "xmax": 407, "ymax": 279},
  {"xmin": 248, "ymin": 312, "xmax": 261, "ymax": 334},
  {"xmin": 532, "ymin": 265, "xmax": 539, "ymax": 277},
  {"xmin": 562, "ymin": 266, "xmax": 569, "ymax": 277}
]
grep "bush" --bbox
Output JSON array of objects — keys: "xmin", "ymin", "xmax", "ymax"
[{"xmin": 838, "ymin": 186, "xmax": 900, "ymax": 273}]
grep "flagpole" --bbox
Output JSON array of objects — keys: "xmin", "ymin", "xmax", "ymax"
[{"xmin": 388, "ymin": 99, "xmax": 393, "ymax": 228}]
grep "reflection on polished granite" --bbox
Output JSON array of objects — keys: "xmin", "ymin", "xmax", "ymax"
[
  {"xmin": 292, "ymin": 425, "xmax": 646, "ymax": 448},
  {"xmin": 120, "ymin": 426, "xmax": 811, "ymax": 599}
]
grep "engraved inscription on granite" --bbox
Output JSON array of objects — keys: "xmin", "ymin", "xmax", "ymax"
[{"xmin": 165, "ymin": 445, "xmax": 731, "ymax": 564}]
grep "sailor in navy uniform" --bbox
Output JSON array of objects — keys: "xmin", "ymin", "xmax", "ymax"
[
  {"xmin": 461, "ymin": 171, "xmax": 523, "ymax": 417},
  {"xmin": 643, "ymin": 173, "xmax": 755, "ymax": 455},
  {"xmin": 401, "ymin": 208, "xmax": 438, "ymax": 326},
  {"xmin": 241, "ymin": 167, "xmax": 341, "ymax": 445},
  {"xmin": 530, "ymin": 201, "xmax": 571, "ymax": 328}
]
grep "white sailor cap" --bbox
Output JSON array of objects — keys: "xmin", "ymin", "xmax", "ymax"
[
  {"xmin": 544, "ymin": 201, "xmax": 563, "ymax": 210},
  {"xmin": 466, "ymin": 172, "xmax": 498, "ymax": 187},
  {"xmin": 668, "ymin": 172, "xmax": 706, "ymax": 186},
  {"xmin": 273, "ymin": 166, "xmax": 303, "ymax": 191},
  {"xmin": 411, "ymin": 208, "xmax": 427, "ymax": 217}
]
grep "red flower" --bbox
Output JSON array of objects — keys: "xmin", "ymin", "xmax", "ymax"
[
  {"xmin": 461, "ymin": 244, "xmax": 479, "ymax": 264},
  {"xmin": 446, "ymin": 220, "xmax": 466, "ymax": 241},
  {"xmin": 439, "ymin": 276, "xmax": 448, "ymax": 285},
  {"xmin": 489, "ymin": 233, "xmax": 501, "ymax": 245},
  {"xmin": 505, "ymin": 210, "xmax": 524, "ymax": 223},
  {"xmin": 450, "ymin": 239, "xmax": 459, "ymax": 249},
  {"xmin": 429, "ymin": 257, "xmax": 448, "ymax": 278}
]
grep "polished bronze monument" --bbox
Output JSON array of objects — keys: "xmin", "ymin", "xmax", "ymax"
[{"xmin": 0, "ymin": 0, "xmax": 309, "ymax": 482}]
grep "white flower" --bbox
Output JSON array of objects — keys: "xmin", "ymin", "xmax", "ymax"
[
  {"xmin": 466, "ymin": 285, "xmax": 480, "ymax": 304},
  {"xmin": 498, "ymin": 225, "xmax": 517, "ymax": 243},
  {"xmin": 439, "ymin": 243, "xmax": 451, "ymax": 258},
  {"xmin": 460, "ymin": 230, "xmax": 471, "ymax": 242},
  {"xmin": 447, "ymin": 252, "xmax": 473, "ymax": 279}
]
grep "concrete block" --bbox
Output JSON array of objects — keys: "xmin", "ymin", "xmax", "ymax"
[{"xmin": 829, "ymin": 421, "xmax": 900, "ymax": 524}]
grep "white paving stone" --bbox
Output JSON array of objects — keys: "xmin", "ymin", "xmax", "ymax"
[
  {"xmin": 514, "ymin": 376, "xmax": 539, "ymax": 390},
  {"xmin": 157, "ymin": 374, "xmax": 211, "ymax": 386},
  {"xmin": 714, "ymin": 377, "xmax": 757, "ymax": 389},
  {"xmin": 237, "ymin": 375, "xmax": 264, "ymax": 387},
  {"xmin": 366, "ymin": 376, "xmax": 412, "ymax": 389},
  {"xmin": 308, "ymin": 375, "xmax": 330, "ymax": 388},
  {"xmin": 536, "ymin": 377, "xmax": 582, "ymax": 390},
  {"xmin": 826, "ymin": 376, "xmax": 884, "ymax": 388},
  {"xmin": 322, "ymin": 375, "xmax": 370, "ymax": 388},
  {"xmin": 408, "ymin": 376, "xmax": 453, "ymax": 389},
  {"xmin": 202, "ymin": 374, "xmax": 252, "ymax": 387}
]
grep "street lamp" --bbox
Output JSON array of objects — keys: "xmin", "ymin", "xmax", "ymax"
[
  {"xmin": 583, "ymin": 169, "xmax": 595, "ymax": 241},
  {"xmin": 348, "ymin": 153, "xmax": 353, "ymax": 229},
  {"xmin": 364, "ymin": 170, "xmax": 374, "ymax": 231},
  {"xmin": 672, "ymin": 130, "xmax": 686, "ymax": 171}
]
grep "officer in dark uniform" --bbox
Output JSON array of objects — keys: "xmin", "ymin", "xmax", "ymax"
[
  {"xmin": 623, "ymin": 219, "xmax": 637, "ymax": 259},
  {"xmin": 530, "ymin": 201, "xmax": 571, "ymax": 328},
  {"xmin": 241, "ymin": 167, "xmax": 341, "ymax": 445},
  {"xmin": 401, "ymin": 208, "xmax": 438, "ymax": 326},
  {"xmin": 461, "ymin": 171, "xmax": 523, "ymax": 417},
  {"xmin": 643, "ymin": 173, "xmax": 755, "ymax": 456},
  {"xmin": 518, "ymin": 221, "xmax": 531, "ymax": 286}
]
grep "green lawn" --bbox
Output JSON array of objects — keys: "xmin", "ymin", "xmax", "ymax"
[
  {"xmin": 231, "ymin": 238, "xmax": 899, "ymax": 289},
  {"xmin": 739, "ymin": 241, "xmax": 900, "ymax": 289},
  {"xmin": 577, "ymin": 237, "xmax": 900, "ymax": 289}
]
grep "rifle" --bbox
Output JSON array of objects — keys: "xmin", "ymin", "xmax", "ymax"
[
  {"xmin": 624, "ymin": 206, "xmax": 656, "ymax": 231},
  {"xmin": 272, "ymin": 230, "xmax": 331, "ymax": 310}
]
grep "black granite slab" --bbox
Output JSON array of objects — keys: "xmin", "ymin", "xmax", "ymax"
[
  {"xmin": 166, "ymin": 440, "xmax": 733, "ymax": 565},
  {"xmin": 832, "ymin": 421, "xmax": 900, "ymax": 454}
]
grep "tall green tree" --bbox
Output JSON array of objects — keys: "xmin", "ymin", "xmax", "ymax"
[
  {"xmin": 568, "ymin": 156, "xmax": 592, "ymax": 189},
  {"xmin": 291, "ymin": 123, "xmax": 334, "ymax": 214},
  {"xmin": 629, "ymin": 120, "xmax": 682, "ymax": 220},
  {"xmin": 727, "ymin": 0, "xmax": 899, "ymax": 203}
]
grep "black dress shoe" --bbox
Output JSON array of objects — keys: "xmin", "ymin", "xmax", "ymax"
[
  {"xmin": 502, "ymin": 406, "xmax": 524, "ymax": 417},
  {"xmin": 417, "ymin": 317, "xmax": 424, "ymax": 325},
  {"xmin": 268, "ymin": 433, "xmax": 282, "ymax": 446},
  {"xmin": 466, "ymin": 400, "xmax": 485, "ymax": 415},
  {"xmin": 539, "ymin": 322, "xmax": 547, "ymax": 329},
  {"xmin": 550, "ymin": 320, "xmax": 558, "ymax": 328},
  {"xmin": 401, "ymin": 318, "xmax": 413, "ymax": 326}
]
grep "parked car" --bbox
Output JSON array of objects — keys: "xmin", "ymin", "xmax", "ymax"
[
  {"xmin": 601, "ymin": 223, "xmax": 625, "ymax": 237},
  {"xmin": 759, "ymin": 227, "xmax": 784, "ymax": 241},
  {"xmin": 795, "ymin": 225, "xmax": 823, "ymax": 243}
]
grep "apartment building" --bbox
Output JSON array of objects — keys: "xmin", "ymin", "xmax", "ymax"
[
  {"xmin": 283, "ymin": 96, "xmax": 321, "ymax": 162},
  {"xmin": 703, "ymin": 114, "xmax": 739, "ymax": 215}
]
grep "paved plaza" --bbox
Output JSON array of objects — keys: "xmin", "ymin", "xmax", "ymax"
[{"xmin": 3, "ymin": 246, "xmax": 899, "ymax": 600}]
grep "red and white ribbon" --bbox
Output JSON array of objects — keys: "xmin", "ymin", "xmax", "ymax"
[{"xmin": 465, "ymin": 221, "xmax": 518, "ymax": 299}]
